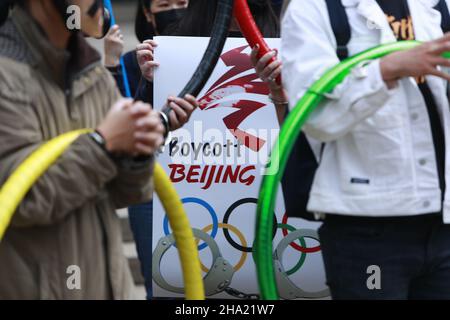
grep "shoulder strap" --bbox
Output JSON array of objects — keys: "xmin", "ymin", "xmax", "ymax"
[
  {"xmin": 325, "ymin": 0, "xmax": 450, "ymax": 59},
  {"xmin": 435, "ymin": 0, "xmax": 450, "ymax": 34},
  {"xmin": 325, "ymin": 0, "xmax": 351, "ymax": 61}
]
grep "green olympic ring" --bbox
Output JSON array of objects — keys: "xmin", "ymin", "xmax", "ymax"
[{"xmin": 277, "ymin": 223, "xmax": 307, "ymax": 276}]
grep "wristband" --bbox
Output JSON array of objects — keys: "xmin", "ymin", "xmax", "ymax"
[
  {"xmin": 268, "ymin": 94, "xmax": 289, "ymax": 106},
  {"xmin": 88, "ymin": 130, "xmax": 113, "ymax": 158}
]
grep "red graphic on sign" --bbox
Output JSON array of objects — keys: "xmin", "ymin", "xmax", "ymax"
[
  {"xmin": 168, "ymin": 164, "xmax": 256, "ymax": 190},
  {"xmin": 198, "ymin": 45, "xmax": 270, "ymax": 152}
]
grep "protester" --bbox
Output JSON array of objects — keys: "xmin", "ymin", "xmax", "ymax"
[
  {"xmin": 103, "ymin": 0, "xmax": 192, "ymax": 300},
  {"xmin": 282, "ymin": 0, "xmax": 450, "ymax": 299},
  {"xmin": 104, "ymin": 0, "xmax": 188, "ymax": 100},
  {"xmin": 0, "ymin": 0, "xmax": 167, "ymax": 299}
]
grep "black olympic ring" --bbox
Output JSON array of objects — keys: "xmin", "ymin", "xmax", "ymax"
[{"xmin": 222, "ymin": 198, "xmax": 277, "ymax": 253}]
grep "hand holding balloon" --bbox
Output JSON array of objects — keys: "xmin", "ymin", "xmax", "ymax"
[
  {"xmin": 250, "ymin": 45, "xmax": 282, "ymax": 87},
  {"xmin": 104, "ymin": 25, "xmax": 124, "ymax": 67},
  {"xmin": 250, "ymin": 44, "xmax": 289, "ymax": 124},
  {"xmin": 166, "ymin": 94, "xmax": 200, "ymax": 131},
  {"xmin": 234, "ymin": 0, "xmax": 281, "ymax": 84}
]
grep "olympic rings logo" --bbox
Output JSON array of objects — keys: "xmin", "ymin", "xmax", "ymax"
[
  {"xmin": 163, "ymin": 197, "xmax": 218, "ymax": 251},
  {"xmin": 162, "ymin": 197, "xmax": 322, "ymax": 275}
]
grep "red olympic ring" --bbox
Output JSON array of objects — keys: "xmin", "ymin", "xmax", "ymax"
[{"xmin": 281, "ymin": 213, "xmax": 321, "ymax": 253}]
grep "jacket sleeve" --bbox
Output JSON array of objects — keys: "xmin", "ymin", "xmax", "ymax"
[
  {"xmin": 0, "ymin": 81, "xmax": 119, "ymax": 228},
  {"xmin": 281, "ymin": 0, "xmax": 398, "ymax": 142},
  {"xmin": 108, "ymin": 156, "xmax": 155, "ymax": 209}
]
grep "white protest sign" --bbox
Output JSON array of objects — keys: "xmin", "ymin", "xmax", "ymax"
[{"xmin": 152, "ymin": 36, "xmax": 328, "ymax": 299}]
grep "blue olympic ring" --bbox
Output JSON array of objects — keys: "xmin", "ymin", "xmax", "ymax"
[{"xmin": 163, "ymin": 197, "xmax": 219, "ymax": 251}]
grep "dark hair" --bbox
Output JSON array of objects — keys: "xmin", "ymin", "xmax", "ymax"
[
  {"xmin": 169, "ymin": 0, "xmax": 279, "ymax": 37},
  {"xmin": 135, "ymin": 0, "xmax": 155, "ymax": 42}
]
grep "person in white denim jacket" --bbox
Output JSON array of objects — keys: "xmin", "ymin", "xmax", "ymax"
[
  {"xmin": 282, "ymin": 0, "xmax": 450, "ymax": 299},
  {"xmin": 283, "ymin": 0, "xmax": 450, "ymax": 219}
]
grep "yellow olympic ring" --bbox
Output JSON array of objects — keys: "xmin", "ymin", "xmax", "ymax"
[{"xmin": 195, "ymin": 223, "xmax": 248, "ymax": 273}]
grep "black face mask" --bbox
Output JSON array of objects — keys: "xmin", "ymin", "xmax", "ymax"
[{"xmin": 154, "ymin": 8, "xmax": 187, "ymax": 34}]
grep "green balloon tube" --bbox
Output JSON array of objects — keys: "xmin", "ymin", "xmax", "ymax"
[{"xmin": 255, "ymin": 40, "xmax": 450, "ymax": 300}]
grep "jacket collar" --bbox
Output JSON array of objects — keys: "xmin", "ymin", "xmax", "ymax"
[
  {"xmin": 341, "ymin": 0, "xmax": 443, "ymax": 43},
  {"xmin": 10, "ymin": 6, "xmax": 101, "ymax": 89}
]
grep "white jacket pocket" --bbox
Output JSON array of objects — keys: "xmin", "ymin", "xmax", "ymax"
[{"xmin": 340, "ymin": 112, "xmax": 411, "ymax": 194}]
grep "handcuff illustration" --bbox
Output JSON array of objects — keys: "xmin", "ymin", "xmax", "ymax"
[
  {"xmin": 155, "ymin": 197, "xmax": 259, "ymax": 299},
  {"xmin": 153, "ymin": 228, "xmax": 235, "ymax": 297},
  {"xmin": 273, "ymin": 228, "xmax": 330, "ymax": 299},
  {"xmin": 154, "ymin": 210, "xmax": 329, "ymax": 299}
]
